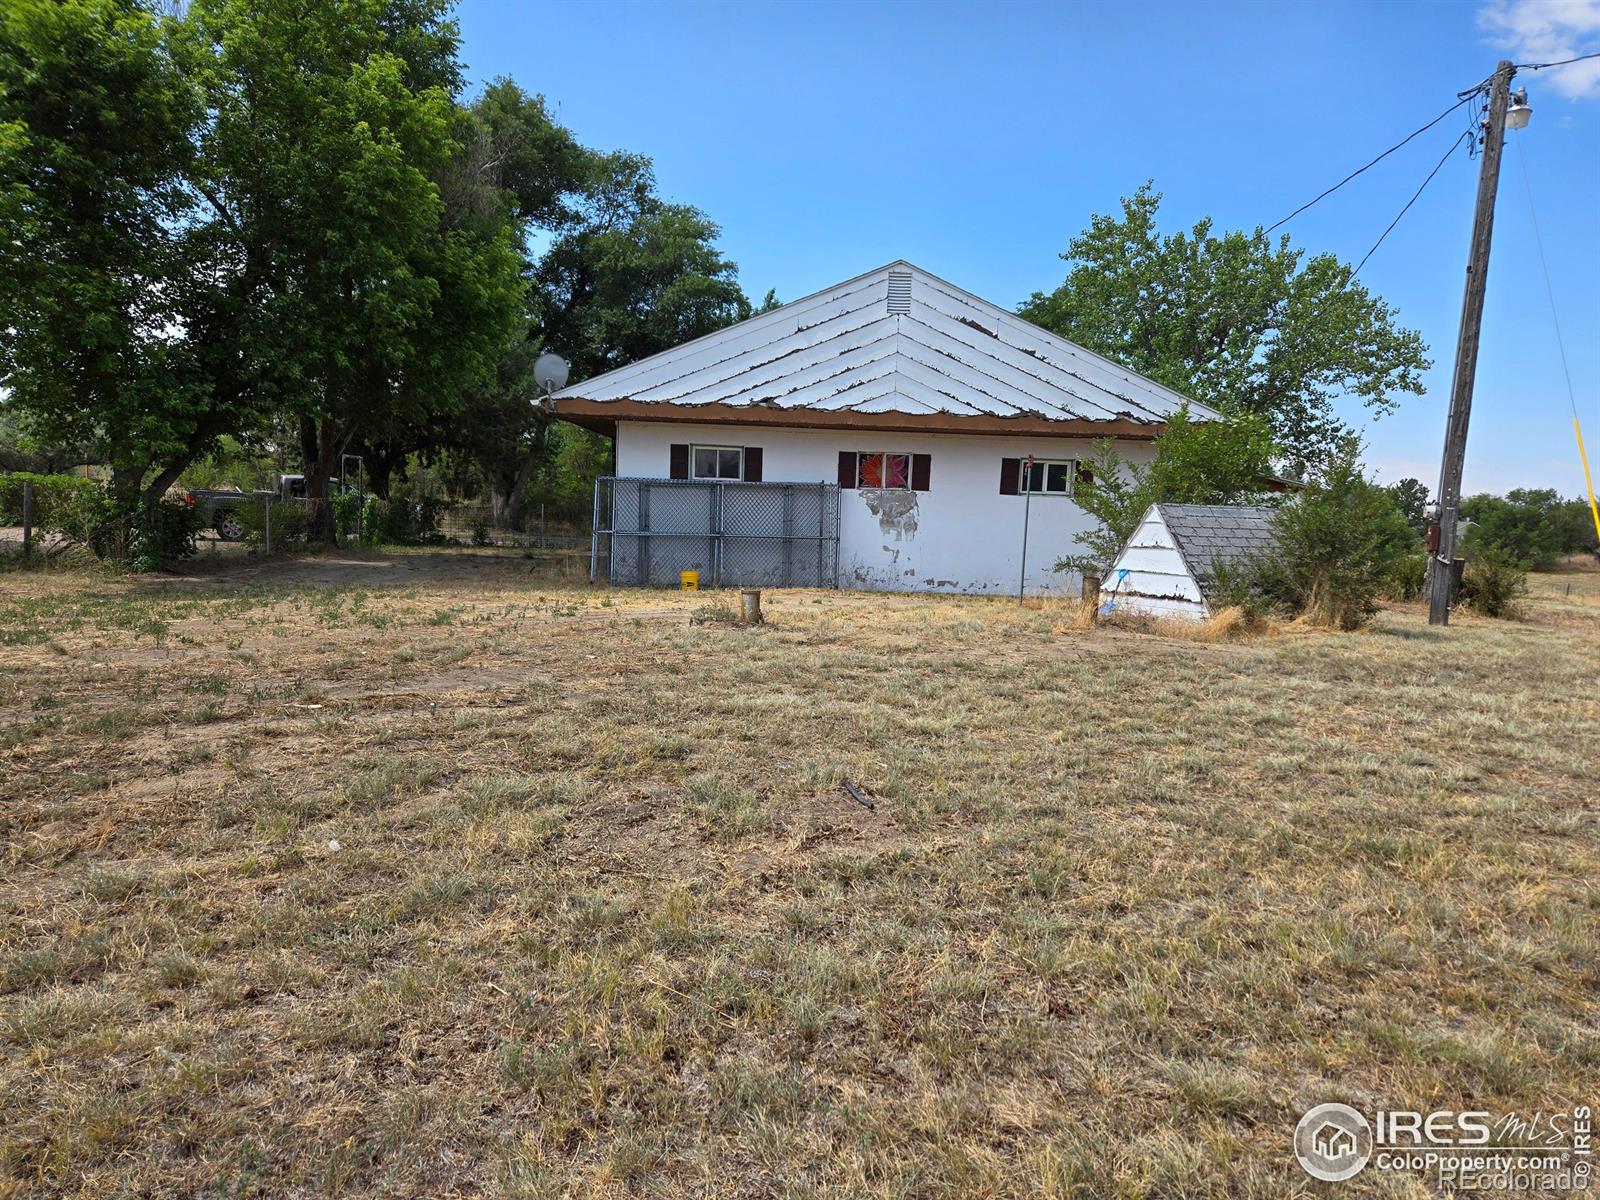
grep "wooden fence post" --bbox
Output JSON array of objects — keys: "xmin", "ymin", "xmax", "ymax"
[{"xmin": 1081, "ymin": 574, "xmax": 1101, "ymax": 625}]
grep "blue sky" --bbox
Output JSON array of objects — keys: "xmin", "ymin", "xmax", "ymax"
[{"xmin": 456, "ymin": 0, "xmax": 1599, "ymax": 497}]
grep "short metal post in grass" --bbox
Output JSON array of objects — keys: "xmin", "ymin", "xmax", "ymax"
[{"xmin": 1018, "ymin": 455, "xmax": 1035, "ymax": 605}]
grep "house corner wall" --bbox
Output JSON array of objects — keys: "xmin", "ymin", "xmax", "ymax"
[{"xmin": 612, "ymin": 419, "xmax": 1157, "ymax": 595}]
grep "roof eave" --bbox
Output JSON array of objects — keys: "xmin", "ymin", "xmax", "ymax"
[{"xmin": 550, "ymin": 397, "xmax": 1168, "ymax": 440}]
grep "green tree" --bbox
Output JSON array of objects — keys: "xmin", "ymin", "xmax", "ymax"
[
  {"xmin": 2, "ymin": 0, "xmax": 524, "ymax": 551},
  {"xmin": 178, "ymin": 0, "xmax": 523, "ymax": 541},
  {"xmin": 1019, "ymin": 184, "xmax": 1430, "ymax": 466},
  {"xmin": 1059, "ymin": 404, "xmax": 1279, "ymax": 574},
  {"xmin": 1461, "ymin": 488, "xmax": 1585, "ymax": 569},
  {"xmin": 0, "ymin": 0, "xmax": 216, "ymax": 510},
  {"xmin": 386, "ymin": 78, "xmax": 754, "ymax": 529},
  {"xmin": 1387, "ymin": 477, "xmax": 1430, "ymax": 541}
]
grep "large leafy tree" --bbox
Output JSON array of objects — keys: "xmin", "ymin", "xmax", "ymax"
[
  {"xmin": 0, "ymin": 0, "xmax": 221, "ymax": 507},
  {"xmin": 178, "ymin": 0, "xmax": 522, "ymax": 539},
  {"xmin": 1, "ymin": 0, "xmax": 523, "ymax": 545},
  {"xmin": 1019, "ymin": 184, "xmax": 1430, "ymax": 466},
  {"xmin": 1060, "ymin": 404, "xmax": 1279, "ymax": 573},
  {"xmin": 452, "ymin": 101, "xmax": 750, "ymax": 528},
  {"xmin": 353, "ymin": 78, "xmax": 753, "ymax": 529}
]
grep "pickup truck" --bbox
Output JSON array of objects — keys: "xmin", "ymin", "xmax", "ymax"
[{"xmin": 185, "ymin": 475, "xmax": 340, "ymax": 541}]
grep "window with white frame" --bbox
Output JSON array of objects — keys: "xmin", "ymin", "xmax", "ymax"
[
  {"xmin": 1022, "ymin": 458, "xmax": 1078, "ymax": 496},
  {"xmin": 691, "ymin": 445, "xmax": 744, "ymax": 480},
  {"xmin": 855, "ymin": 451, "xmax": 911, "ymax": 489}
]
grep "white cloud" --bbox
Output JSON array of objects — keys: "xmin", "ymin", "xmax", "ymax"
[{"xmin": 1480, "ymin": 0, "xmax": 1600, "ymax": 99}]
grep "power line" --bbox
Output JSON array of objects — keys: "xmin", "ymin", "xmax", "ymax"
[
  {"xmin": 1511, "ymin": 134, "xmax": 1580, "ymax": 421},
  {"xmin": 1350, "ymin": 130, "xmax": 1472, "ymax": 279},
  {"xmin": 1264, "ymin": 94, "xmax": 1475, "ymax": 234},
  {"xmin": 1515, "ymin": 50, "xmax": 1600, "ymax": 71}
]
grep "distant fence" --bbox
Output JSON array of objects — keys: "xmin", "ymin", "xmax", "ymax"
[
  {"xmin": 437, "ymin": 503, "xmax": 590, "ymax": 550},
  {"xmin": 592, "ymin": 477, "xmax": 840, "ymax": 588}
]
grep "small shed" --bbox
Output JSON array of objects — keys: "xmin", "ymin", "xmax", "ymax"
[{"xmin": 1100, "ymin": 503, "xmax": 1279, "ymax": 620}]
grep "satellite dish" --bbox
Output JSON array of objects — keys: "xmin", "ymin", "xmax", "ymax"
[{"xmin": 534, "ymin": 352, "xmax": 570, "ymax": 395}]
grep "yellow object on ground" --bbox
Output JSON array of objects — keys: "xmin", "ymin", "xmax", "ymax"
[{"xmin": 680, "ymin": 570, "xmax": 699, "ymax": 591}]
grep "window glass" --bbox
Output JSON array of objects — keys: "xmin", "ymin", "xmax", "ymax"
[
  {"xmin": 856, "ymin": 452, "xmax": 913, "ymax": 489},
  {"xmin": 692, "ymin": 446, "xmax": 742, "ymax": 480},
  {"xmin": 1021, "ymin": 459, "xmax": 1076, "ymax": 494}
]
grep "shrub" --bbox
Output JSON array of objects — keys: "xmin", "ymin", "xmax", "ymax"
[
  {"xmin": 236, "ymin": 499, "xmax": 310, "ymax": 553},
  {"xmin": 1208, "ymin": 443, "xmax": 1415, "ymax": 631},
  {"xmin": 1382, "ymin": 550, "xmax": 1428, "ymax": 602},
  {"xmin": 123, "ymin": 497, "xmax": 204, "ymax": 572},
  {"xmin": 331, "ymin": 490, "xmax": 363, "ymax": 540},
  {"xmin": 360, "ymin": 496, "xmax": 383, "ymax": 546},
  {"xmin": 3, "ymin": 476, "xmax": 201, "ymax": 570},
  {"xmin": 363, "ymin": 496, "xmax": 448, "ymax": 546},
  {"xmin": 1205, "ymin": 553, "xmax": 1287, "ymax": 622},
  {"xmin": 1460, "ymin": 548, "xmax": 1528, "ymax": 619},
  {"xmin": 0, "ymin": 472, "xmax": 98, "ymax": 526}
]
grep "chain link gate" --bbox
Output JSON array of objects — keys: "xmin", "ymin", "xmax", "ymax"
[{"xmin": 591, "ymin": 477, "xmax": 840, "ymax": 588}]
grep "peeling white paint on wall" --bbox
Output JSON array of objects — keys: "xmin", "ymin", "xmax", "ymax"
[
  {"xmin": 561, "ymin": 261, "xmax": 1218, "ymax": 595},
  {"xmin": 614, "ymin": 421, "xmax": 1156, "ymax": 594}
]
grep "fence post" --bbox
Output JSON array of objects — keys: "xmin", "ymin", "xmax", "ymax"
[
  {"xmin": 638, "ymin": 482, "xmax": 651, "ymax": 585},
  {"xmin": 589, "ymin": 480, "xmax": 601, "ymax": 584},
  {"xmin": 263, "ymin": 492, "xmax": 272, "ymax": 555},
  {"xmin": 782, "ymin": 484, "xmax": 794, "ymax": 586},
  {"xmin": 712, "ymin": 482, "xmax": 723, "ymax": 589},
  {"xmin": 21, "ymin": 481, "xmax": 34, "ymax": 558}
]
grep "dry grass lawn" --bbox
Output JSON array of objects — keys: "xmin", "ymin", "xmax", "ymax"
[{"xmin": 1, "ymin": 550, "xmax": 1596, "ymax": 1198}]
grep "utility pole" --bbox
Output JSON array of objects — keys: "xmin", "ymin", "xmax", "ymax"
[{"xmin": 1429, "ymin": 60, "xmax": 1515, "ymax": 625}]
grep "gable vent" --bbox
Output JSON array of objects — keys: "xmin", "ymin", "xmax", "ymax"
[{"xmin": 886, "ymin": 270, "xmax": 912, "ymax": 314}]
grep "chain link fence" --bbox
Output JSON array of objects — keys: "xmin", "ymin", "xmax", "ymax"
[
  {"xmin": 438, "ymin": 503, "xmax": 591, "ymax": 550},
  {"xmin": 592, "ymin": 477, "xmax": 840, "ymax": 587}
]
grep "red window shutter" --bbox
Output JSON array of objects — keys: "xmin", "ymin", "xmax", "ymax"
[
  {"xmin": 743, "ymin": 447, "xmax": 763, "ymax": 483},
  {"xmin": 999, "ymin": 457, "xmax": 1020, "ymax": 496},
  {"xmin": 837, "ymin": 451, "xmax": 856, "ymax": 489},
  {"xmin": 669, "ymin": 444, "xmax": 689, "ymax": 480},
  {"xmin": 1076, "ymin": 462, "xmax": 1094, "ymax": 488},
  {"xmin": 911, "ymin": 453, "xmax": 931, "ymax": 492}
]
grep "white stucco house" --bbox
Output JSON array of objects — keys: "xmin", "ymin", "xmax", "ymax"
[{"xmin": 551, "ymin": 261, "xmax": 1219, "ymax": 593}]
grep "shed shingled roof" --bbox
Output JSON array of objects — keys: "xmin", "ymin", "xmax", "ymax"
[
  {"xmin": 1157, "ymin": 504, "xmax": 1280, "ymax": 585},
  {"xmin": 549, "ymin": 261, "xmax": 1220, "ymax": 427}
]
